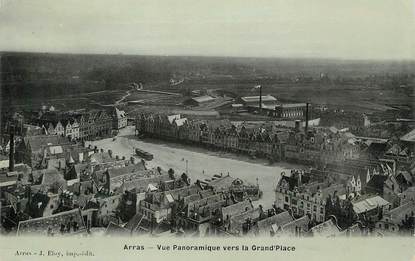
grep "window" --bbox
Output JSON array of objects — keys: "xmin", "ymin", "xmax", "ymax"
[{"xmin": 285, "ymin": 196, "xmax": 289, "ymax": 203}]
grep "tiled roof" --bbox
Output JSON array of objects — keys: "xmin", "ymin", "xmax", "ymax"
[
  {"xmin": 230, "ymin": 208, "xmax": 261, "ymax": 226},
  {"xmin": 24, "ymin": 135, "xmax": 69, "ymax": 152},
  {"xmin": 352, "ymin": 196, "xmax": 390, "ymax": 214},
  {"xmin": 257, "ymin": 211, "xmax": 294, "ymax": 235},
  {"xmin": 167, "ymin": 114, "xmax": 181, "ymax": 124},
  {"xmin": 105, "ymin": 222, "xmax": 130, "ymax": 236},
  {"xmin": 89, "ymin": 152, "xmax": 116, "ymax": 164},
  {"xmin": 208, "ymin": 175, "xmax": 237, "ymax": 191},
  {"xmin": 310, "ymin": 219, "xmax": 341, "ymax": 237},
  {"xmin": 281, "ymin": 215, "xmax": 310, "ymax": 233},
  {"xmin": 106, "ymin": 163, "xmax": 146, "ymax": 179},
  {"xmin": 40, "ymin": 169, "xmax": 65, "ymax": 186},
  {"xmin": 222, "ymin": 200, "xmax": 253, "ymax": 220},
  {"xmin": 17, "ymin": 209, "xmax": 85, "ymax": 236},
  {"xmin": 115, "ymin": 108, "xmax": 127, "ymax": 119},
  {"xmin": 174, "ymin": 118, "xmax": 187, "ymax": 127},
  {"xmin": 400, "ymin": 129, "xmax": 415, "ymax": 142},
  {"xmin": 125, "ymin": 213, "xmax": 145, "ymax": 231},
  {"xmin": 386, "ymin": 201, "xmax": 415, "ymax": 222},
  {"xmin": 118, "ymin": 174, "xmax": 173, "ymax": 193},
  {"xmin": 366, "ymin": 175, "xmax": 388, "ymax": 193},
  {"xmin": 191, "ymin": 95, "xmax": 215, "ymax": 103},
  {"xmin": 47, "ymin": 157, "xmax": 66, "ymax": 170}
]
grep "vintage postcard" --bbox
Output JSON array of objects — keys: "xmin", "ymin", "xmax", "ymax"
[{"xmin": 0, "ymin": 0, "xmax": 414, "ymax": 260}]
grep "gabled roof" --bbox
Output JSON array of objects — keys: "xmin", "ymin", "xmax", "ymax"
[
  {"xmin": 47, "ymin": 157, "xmax": 66, "ymax": 170},
  {"xmin": 32, "ymin": 168, "xmax": 65, "ymax": 187},
  {"xmin": 105, "ymin": 222, "xmax": 130, "ymax": 236},
  {"xmin": 190, "ymin": 95, "xmax": 215, "ymax": 103},
  {"xmin": 23, "ymin": 135, "xmax": 69, "ymax": 152},
  {"xmin": 125, "ymin": 213, "xmax": 145, "ymax": 231},
  {"xmin": 41, "ymin": 170, "xmax": 66, "ymax": 191},
  {"xmin": 310, "ymin": 219, "xmax": 341, "ymax": 237},
  {"xmin": 119, "ymin": 173, "xmax": 173, "ymax": 193},
  {"xmin": 114, "ymin": 108, "xmax": 127, "ymax": 119},
  {"xmin": 352, "ymin": 195, "xmax": 390, "ymax": 214},
  {"xmin": 386, "ymin": 144, "xmax": 402, "ymax": 155},
  {"xmin": 386, "ymin": 201, "xmax": 415, "ymax": 222},
  {"xmin": 257, "ymin": 211, "xmax": 293, "ymax": 235},
  {"xmin": 88, "ymin": 152, "xmax": 116, "ymax": 164},
  {"xmin": 106, "ymin": 163, "xmax": 146, "ymax": 179},
  {"xmin": 167, "ymin": 114, "xmax": 181, "ymax": 124},
  {"xmin": 174, "ymin": 118, "xmax": 187, "ymax": 127},
  {"xmin": 230, "ymin": 208, "xmax": 261, "ymax": 226},
  {"xmin": 17, "ymin": 209, "xmax": 85, "ymax": 236},
  {"xmin": 366, "ymin": 175, "xmax": 388, "ymax": 193},
  {"xmin": 208, "ymin": 175, "xmax": 240, "ymax": 191},
  {"xmin": 281, "ymin": 215, "xmax": 310, "ymax": 233},
  {"xmin": 400, "ymin": 129, "xmax": 415, "ymax": 142}
]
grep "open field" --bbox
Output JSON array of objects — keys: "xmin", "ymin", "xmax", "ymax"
[
  {"xmin": 2, "ymin": 52, "xmax": 413, "ymax": 115},
  {"xmin": 173, "ymin": 81, "xmax": 412, "ymax": 113}
]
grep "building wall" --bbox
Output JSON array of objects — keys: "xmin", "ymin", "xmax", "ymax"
[{"xmin": 275, "ymin": 188, "xmax": 326, "ymax": 222}]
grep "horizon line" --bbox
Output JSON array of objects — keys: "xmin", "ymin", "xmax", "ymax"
[{"xmin": 1, "ymin": 49, "xmax": 414, "ymax": 63}]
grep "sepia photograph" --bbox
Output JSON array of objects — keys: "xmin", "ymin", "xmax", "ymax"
[{"xmin": 0, "ymin": 0, "xmax": 414, "ymax": 260}]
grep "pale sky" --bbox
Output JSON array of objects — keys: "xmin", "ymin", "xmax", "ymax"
[{"xmin": 0, "ymin": 0, "xmax": 414, "ymax": 60}]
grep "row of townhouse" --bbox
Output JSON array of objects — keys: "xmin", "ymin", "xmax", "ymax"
[
  {"xmin": 135, "ymin": 113, "xmax": 361, "ymax": 164},
  {"xmin": 283, "ymin": 129, "xmax": 361, "ymax": 166},
  {"xmin": 275, "ymin": 170, "xmax": 350, "ymax": 223},
  {"xmin": 135, "ymin": 113, "xmax": 286, "ymax": 160},
  {"xmin": 33, "ymin": 110, "xmax": 113, "ymax": 141}
]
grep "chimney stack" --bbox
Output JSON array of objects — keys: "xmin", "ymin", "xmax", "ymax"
[
  {"xmin": 9, "ymin": 128, "xmax": 15, "ymax": 172},
  {"xmin": 259, "ymin": 85, "xmax": 262, "ymax": 113},
  {"xmin": 297, "ymin": 170, "xmax": 302, "ymax": 187},
  {"xmin": 295, "ymin": 120, "xmax": 301, "ymax": 132},
  {"xmin": 108, "ymin": 149, "xmax": 113, "ymax": 158},
  {"xmin": 305, "ymin": 103, "xmax": 309, "ymax": 134}
]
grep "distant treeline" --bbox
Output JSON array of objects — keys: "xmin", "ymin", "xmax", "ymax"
[{"xmin": 1, "ymin": 52, "xmax": 414, "ymax": 101}]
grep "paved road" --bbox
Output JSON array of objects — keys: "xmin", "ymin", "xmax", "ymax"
[{"xmin": 89, "ymin": 127, "xmax": 300, "ymax": 208}]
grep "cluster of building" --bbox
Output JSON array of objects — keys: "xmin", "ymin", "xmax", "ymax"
[
  {"xmin": 135, "ymin": 113, "xmax": 369, "ymax": 165},
  {"xmin": 132, "ymin": 110, "xmax": 415, "ymax": 237},
  {"xmin": 1, "ymin": 106, "xmax": 128, "ymax": 143},
  {"xmin": 0, "ymin": 120, "xmax": 267, "ymax": 236},
  {"xmin": 1, "ymin": 102, "xmax": 413, "ymax": 238},
  {"xmin": 274, "ymin": 154, "xmax": 415, "ymax": 236}
]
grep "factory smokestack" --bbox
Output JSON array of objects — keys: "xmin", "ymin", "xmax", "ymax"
[
  {"xmin": 305, "ymin": 103, "xmax": 309, "ymax": 134},
  {"xmin": 9, "ymin": 131, "xmax": 15, "ymax": 172},
  {"xmin": 259, "ymin": 85, "xmax": 262, "ymax": 112}
]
